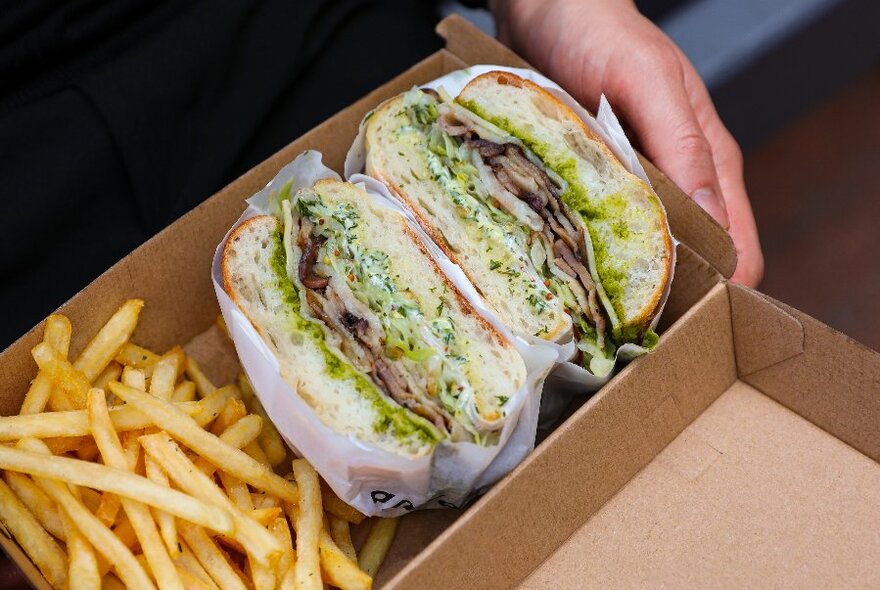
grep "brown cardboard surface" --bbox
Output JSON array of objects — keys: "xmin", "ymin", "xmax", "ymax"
[
  {"xmin": 520, "ymin": 381, "xmax": 880, "ymax": 589},
  {"xmin": 732, "ymin": 285, "xmax": 880, "ymax": 464}
]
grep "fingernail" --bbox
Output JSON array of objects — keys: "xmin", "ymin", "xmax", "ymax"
[{"xmin": 692, "ymin": 188, "xmax": 730, "ymax": 230}]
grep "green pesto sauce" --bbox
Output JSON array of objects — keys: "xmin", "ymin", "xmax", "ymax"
[
  {"xmin": 459, "ymin": 99, "xmax": 635, "ymax": 341},
  {"xmin": 267, "ymin": 229, "xmax": 441, "ymax": 445}
]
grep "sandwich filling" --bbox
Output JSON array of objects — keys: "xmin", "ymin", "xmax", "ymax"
[
  {"xmin": 277, "ymin": 184, "xmax": 509, "ymax": 445},
  {"xmin": 399, "ymin": 87, "xmax": 638, "ymax": 375}
]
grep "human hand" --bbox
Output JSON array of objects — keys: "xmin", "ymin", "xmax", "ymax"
[{"xmin": 491, "ymin": 0, "xmax": 763, "ymax": 286}]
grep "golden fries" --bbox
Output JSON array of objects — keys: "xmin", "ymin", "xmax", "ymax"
[
  {"xmin": 22, "ymin": 439, "xmax": 155, "ymax": 589},
  {"xmin": 178, "ymin": 521, "xmax": 248, "ymax": 590},
  {"xmin": 0, "ymin": 443, "xmax": 233, "ymax": 533},
  {"xmin": 109, "ymin": 382, "xmax": 299, "ymax": 504},
  {"xmin": 60, "ymin": 509, "xmax": 100, "ymax": 590},
  {"xmin": 358, "ymin": 518, "xmax": 399, "ymax": 578},
  {"xmin": 247, "ymin": 397, "xmax": 288, "ymax": 467},
  {"xmin": 291, "ymin": 459, "xmax": 323, "ymax": 590},
  {"xmin": 329, "ymin": 516, "xmax": 358, "ymax": 563},
  {"xmin": 89, "ymin": 389, "xmax": 183, "ymax": 590},
  {"xmin": 73, "ymin": 299, "xmax": 143, "ymax": 382},
  {"xmin": 320, "ymin": 530, "xmax": 372, "ymax": 590},
  {"xmin": 0, "ymin": 479, "xmax": 68, "ymax": 589},
  {"xmin": 1, "ymin": 302, "xmax": 388, "ymax": 590}
]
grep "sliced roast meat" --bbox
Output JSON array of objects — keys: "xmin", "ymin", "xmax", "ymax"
[
  {"xmin": 464, "ymin": 137, "xmax": 505, "ymax": 158},
  {"xmin": 374, "ymin": 359, "xmax": 449, "ymax": 430},
  {"xmin": 298, "ymin": 239, "xmax": 329, "ymax": 289}
]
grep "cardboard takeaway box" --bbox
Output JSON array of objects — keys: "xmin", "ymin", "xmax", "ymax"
[{"xmin": 2, "ymin": 14, "xmax": 879, "ymax": 589}]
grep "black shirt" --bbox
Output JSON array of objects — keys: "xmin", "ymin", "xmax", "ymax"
[{"xmin": 0, "ymin": 0, "xmax": 442, "ymax": 348}]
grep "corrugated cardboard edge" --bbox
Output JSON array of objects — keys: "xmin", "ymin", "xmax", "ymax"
[
  {"xmin": 436, "ymin": 14, "xmax": 738, "ymax": 279},
  {"xmin": 730, "ymin": 284, "xmax": 880, "ymax": 464}
]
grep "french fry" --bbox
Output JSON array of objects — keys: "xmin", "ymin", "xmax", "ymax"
[
  {"xmin": 42, "ymin": 435, "xmax": 92, "ymax": 455},
  {"xmin": 122, "ymin": 366, "xmax": 147, "ymax": 391},
  {"xmin": 92, "ymin": 361, "xmax": 123, "ymax": 391},
  {"xmin": 184, "ymin": 357, "xmax": 216, "ymax": 398},
  {"xmin": 0, "ymin": 479, "xmax": 68, "ymax": 589},
  {"xmin": 175, "ymin": 564, "xmax": 218, "ymax": 590},
  {"xmin": 149, "ymin": 356, "xmax": 179, "ymax": 401},
  {"xmin": 114, "ymin": 343, "xmax": 160, "ymax": 372},
  {"xmin": 20, "ymin": 373, "xmax": 55, "ymax": 416},
  {"xmin": 78, "ymin": 487, "xmax": 102, "ymax": 513},
  {"xmin": 88, "ymin": 389, "xmax": 183, "ymax": 590},
  {"xmin": 21, "ymin": 439, "xmax": 155, "ymax": 590},
  {"xmin": 112, "ymin": 516, "xmax": 140, "ymax": 552},
  {"xmin": 177, "ymin": 521, "xmax": 248, "ymax": 590},
  {"xmin": 249, "ymin": 507, "xmax": 283, "ymax": 527},
  {"xmin": 194, "ymin": 414, "xmax": 262, "ymax": 477},
  {"xmin": 219, "ymin": 471, "xmax": 253, "ymax": 512},
  {"xmin": 161, "ymin": 346, "xmax": 187, "ymax": 381},
  {"xmin": 247, "ymin": 397, "xmax": 287, "ymax": 467},
  {"xmin": 73, "ymin": 299, "xmax": 143, "ymax": 382},
  {"xmin": 269, "ymin": 517, "xmax": 296, "ymax": 580},
  {"xmin": 31, "ymin": 342, "xmax": 89, "ymax": 410},
  {"xmin": 210, "ymin": 398, "xmax": 247, "ymax": 437},
  {"xmin": 237, "ymin": 373, "xmax": 255, "ymax": 405},
  {"xmin": 109, "ymin": 382, "xmax": 298, "ymax": 504},
  {"xmin": 75, "ymin": 440, "xmax": 100, "ymax": 462},
  {"xmin": 321, "ymin": 482, "xmax": 366, "ymax": 525},
  {"xmin": 319, "ymin": 530, "xmax": 372, "ymax": 590},
  {"xmin": 329, "ymin": 516, "xmax": 357, "ymax": 563},
  {"xmin": 0, "ymin": 442, "xmax": 234, "ymax": 534},
  {"xmin": 139, "ymin": 433, "xmax": 282, "ymax": 566},
  {"xmin": 0, "ymin": 400, "xmax": 202, "ymax": 440},
  {"xmin": 243, "ymin": 441, "xmax": 271, "ymax": 467},
  {"xmin": 175, "ymin": 540, "xmax": 220, "ymax": 590},
  {"xmin": 44, "ymin": 314, "xmax": 73, "ymax": 357},
  {"xmin": 144, "ymin": 454, "xmax": 179, "ymax": 559},
  {"xmin": 358, "ymin": 518, "xmax": 398, "ymax": 578},
  {"xmin": 246, "ymin": 552, "xmax": 277, "ymax": 590},
  {"xmin": 3, "ymin": 471, "xmax": 66, "ymax": 540},
  {"xmin": 60, "ymin": 509, "xmax": 100, "ymax": 590},
  {"xmin": 171, "ymin": 381, "xmax": 196, "ymax": 402},
  {"xmin": 252, "ymin": 491, "xmax": 280, "ymax": 510},
  {"xmin": 101, "ymin": 574, "xmax": 127, "ymax": 590},
  {"xmin": 94, "ymin": 492, "xmax": 122, "ymax": 528},
  {"xmin": 20, "ymin": 315, "xmax": 72, "ymax": 414},
  {"xmin": 291, "ymin": 459, "xmax": 323, "ymax": 590}
]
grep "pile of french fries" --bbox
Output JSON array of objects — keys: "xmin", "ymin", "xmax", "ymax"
[{"xmin": 0, "ymin": 300, "xmax": 397, "ymax": 589}]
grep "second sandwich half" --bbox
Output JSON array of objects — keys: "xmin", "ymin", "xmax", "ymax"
[{"xmin": 362, "ymin": 71, "xmax": 674, "ymax": 376}]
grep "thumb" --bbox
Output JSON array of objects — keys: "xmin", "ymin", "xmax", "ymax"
[{"xmin": 605, "ymin": 53, "xmax": 730, "ymax": 229}]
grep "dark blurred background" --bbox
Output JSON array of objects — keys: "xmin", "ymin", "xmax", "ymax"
[{"xmin": 449, "ymin": 0, "xmax": 880, "ymax": 352}]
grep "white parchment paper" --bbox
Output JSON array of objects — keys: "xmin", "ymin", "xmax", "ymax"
[
  {"xmin": 344, "ymin": 65, "xmax": 676, "ymax": 424},
  {"xmin": 212, "ymin": 150, "xmax": 556, "ymax": 516}
]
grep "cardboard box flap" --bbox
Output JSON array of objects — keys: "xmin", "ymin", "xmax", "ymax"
[
  {"xmin": 520, "ymin": 381, "xmax": 880, "ymax": 589},
  {"xmin": 730, "ymin": 285, "xmax": 804, "ymax": 376},
  {"xmin": 436, "ymin": 14, "xmax": 738, "ymax": 279},
  {"xmin": 733, "ymin": 285, "xmax": 880, "ymax": 464}
]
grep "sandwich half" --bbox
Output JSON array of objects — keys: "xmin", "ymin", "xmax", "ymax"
[
  {"xmin": 222, "ymin": 179, "xmax": 526, "ymax": 457},
  {"xmin": 363, "ymin": 71, "xmax": 673, "ymax": 375}
]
